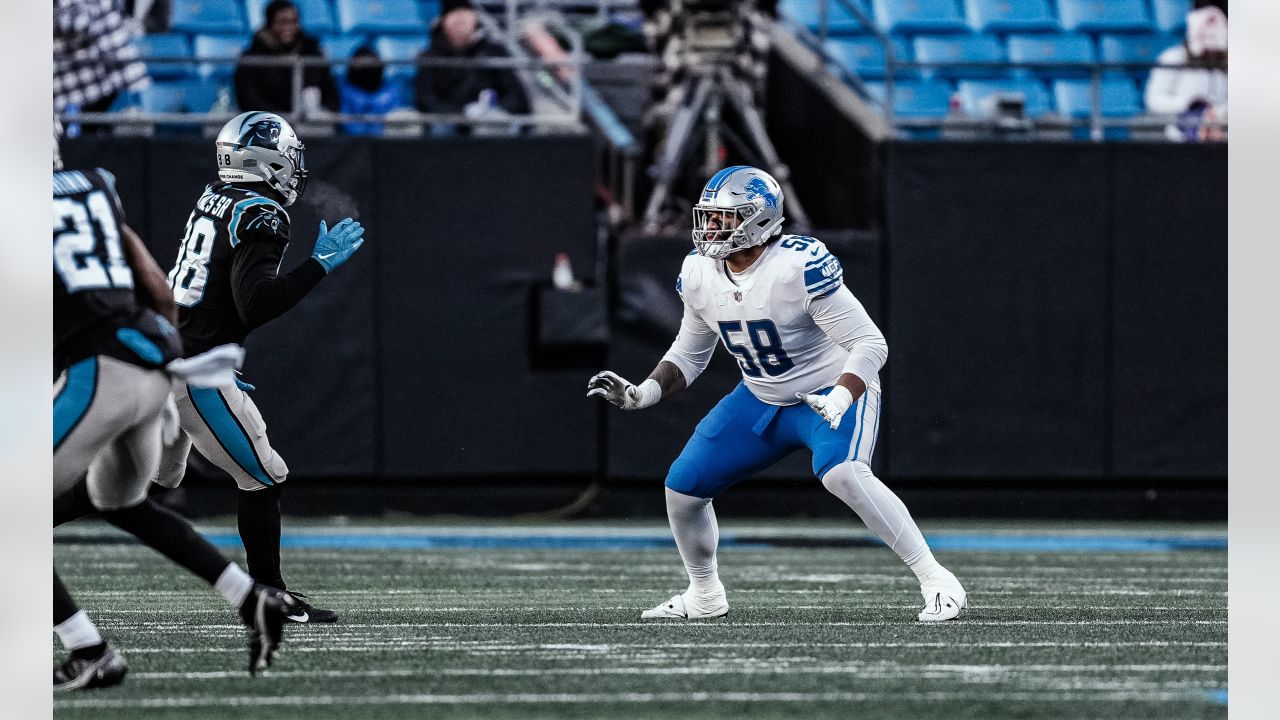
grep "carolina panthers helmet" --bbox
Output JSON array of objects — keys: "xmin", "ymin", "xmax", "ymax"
[
  {"xmin": 692, "ymin": 165, "xmax": 785, "ymax": 259},
  {"xmin": 215, "ymin": 111, "xmax": 307, "ymax": 206}
]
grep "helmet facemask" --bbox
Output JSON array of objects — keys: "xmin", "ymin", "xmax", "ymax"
[{"xmin": 692, "ymin": 204, "xmax": 758, "ymax": 259}]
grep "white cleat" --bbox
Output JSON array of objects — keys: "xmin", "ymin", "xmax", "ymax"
[
  {"xmin": 640, "ymin": 591, "xmax": 729, "ymax": 620},
  {"xmin": 918, "ymin": 570, "xmax": 967, "ymax": 622}
]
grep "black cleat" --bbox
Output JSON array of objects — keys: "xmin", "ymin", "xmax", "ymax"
[
  {"xmin": 239, "ymin": 584, "xmax": 297, "ymax": 675},
  {"xmin": 53, "ymin": 644, "xmax": 128, "ymax": 692},
  {"xmin": 284, "ymin": 591, "xmax": 338, "ymax": 623}
]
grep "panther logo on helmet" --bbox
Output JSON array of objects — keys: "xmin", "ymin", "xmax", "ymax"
[{"xmin": 215, "ymin": 112, "xmax": 308, "ymax": 207}]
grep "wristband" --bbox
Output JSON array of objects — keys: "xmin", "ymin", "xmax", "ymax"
[
  {"xmin": 632, "ymin": 378, "xmax": 663, "ymax": 409},
  {"xmin": 827, "ymin": 385, "xmax": 854, "ymax": 414}
]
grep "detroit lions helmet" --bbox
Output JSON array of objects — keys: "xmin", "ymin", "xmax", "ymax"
[
  {"xmin": 692, "ymin": 166, "xmax": 785, "ymax": 259},
  {"xmin": 215, "ymin": 111, "xmax": 308, "ymax": 206}
]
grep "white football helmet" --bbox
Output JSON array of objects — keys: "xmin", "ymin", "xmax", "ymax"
[
  {"xmin": 692, "ymin": 165, "xmax": 785, "ymax": 259},
  {"xmin": 215, "ymin": 111, "xmax": 307, "ymax": 206}
]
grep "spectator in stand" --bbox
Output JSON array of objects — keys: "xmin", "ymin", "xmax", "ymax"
[
  {"xmin": 1145, "ymin": 0, "xmax": 1227, "ymax": 142},
  {"xmin": 235, "ymin": 0, "xmax": 339, "ymax": 113},
  {"xmin": 338, "ymin": 46, "xmax": 406, "ymax": 136},
  {"xmin": 413, "ymin": 0, "xmax": 530, "ymax": 130},
  {"xmin": 54, "ymin": 0, "xmax": 150, "ymax": 133}
]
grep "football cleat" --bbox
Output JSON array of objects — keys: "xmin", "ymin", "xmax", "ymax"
[
  {"xmin": 53, "ymin": 644, "xmax": 128, "ymax": 692},
  {"xmin": 918, "ymin": 570, "xmax": 967, "ymax": 622},
  {"xmin": 284, "ymin": 591, "xmax": 338, "ymax": 623},
  {"xmin": 239, "ymin": 584, "xmax": 298, "ymax": 675},
  {"xmin": 640, "ymin": 590, "xmax": 729, "ymax": 620}
]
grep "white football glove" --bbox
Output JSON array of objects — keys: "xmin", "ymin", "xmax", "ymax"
[
  {"xmin": 797, "ymin": 385, "xmax": 855, "ymax": 430},
  {"xmin": 165, "ymin": 344, "xmax": 246, "ymax": 388},
  {"xmin": 586, "ymin": 371, "xmax": 661, "ymax": 410},
  {"xmin": 160, "ymin": 394, "xmax": 182, "ymax": 445}
]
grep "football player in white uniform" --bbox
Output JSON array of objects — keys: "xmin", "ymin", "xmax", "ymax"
[{"xmin": 588, "ymin": 166, "xmax": 966, "ymax": 622}]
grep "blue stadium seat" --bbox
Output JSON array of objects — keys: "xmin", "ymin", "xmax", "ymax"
[
  {"xmin": 1052, "ymin": 78, "xmax": 1142, "ymax": 117},
  {"xmin": 138, "ymin": 82, "xmax": 189, "ymax": 113},
  {"xmin": 180, "ymin": 77, "xmax": 226, "ymax": 112},
  {"xmin": 778, "ymin": 0, "xmax": 875, "ymax": 36},
  {"xmin": 871, "ymin": 0, "xmax": 967, "ymax": 34},
  {"xmin": 245, "ymin": 0, "xmax": 337, "ymax": 35},
  {"xmin": 912, "ymin": 34, "xmax": 1006, "ymax": 80},
  {"xmin": 1099, "ymin": 34, "xmax": 1178, "ymax": 78},
  {"xmin": 965, "ymin": 0, "xmax": 1059, "ymax": 33},
  {"xmin": 321, "ymin": 34, "xmax": 368, "ymax": 77},
  {"xmin": 863, "ymin": 79, "xmax": 953, "ymax": 117},
  {"xmin": 374, "ymin": 35, "xmax": 430, "ymax": 81},
  {"xmin": 824, "ymin": 36, "xmax": 913, "ymax": 80},
  {"xmin": 136, "ymin": 34, "xmax": 192, "ymax": 80},
  {"xmin": 957, "ymin": 78, "xmax": 1051, "ymax": 117},
  {"xmin": 1056, "ymin": 0, "xmax": 1151, "ymax": 34},
  {"xmin": 1152, "ymin": 0, "xmax": 1191, "ymax": 35},
  {"xmin": 169, "ymin": 0, "xmax": 246, "ymax": 35},
  {"xmin": 193, "ymin": 35, "xmax": 249, "ymax": 80},
  {"xmin": 419, "ymin": 0, "xmax": 442, "ymax": 23},
  {"xmin": 335, "ymin": 0, "xmax": 423, "ymax": 34},
  {"xmin": 1006, "ymin": 34, "xmax": 1095, "ymax": 79}
]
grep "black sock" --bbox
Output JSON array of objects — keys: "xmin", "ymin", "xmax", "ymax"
[
  {"xmin": 101, "ymin": 499, "xmax": 230, "ymax": 586},
  {"xmin": 238, "ymin": 485, "xmax": 285, "ymax": 590},
  {"xmin": 53, "ymin": 569, "xmax": 79, "ymax": 626}
]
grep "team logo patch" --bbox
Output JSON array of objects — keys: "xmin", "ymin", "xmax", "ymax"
[
  {"xmin": 733, "ymin": 290, "xmax": 743, "ymax": 303},
  {"xmin": 744, "ymin": 177, "xmax": 779, "ymax": 209},
  {"xmin": 238, "ymin": 119, "xmax": 281, "ymax": 149},
  {"xmin": 818, "ymin": 256, "xmax": 839, "ymax": 278},
  {"xmin": 245, "ymin": 206, "xmax": 281, "ymax": 234}
]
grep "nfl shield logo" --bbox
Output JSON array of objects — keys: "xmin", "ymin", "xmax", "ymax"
[{"xmin": 733, "ymin": 291, "xmax": 743, "ymax": 302}]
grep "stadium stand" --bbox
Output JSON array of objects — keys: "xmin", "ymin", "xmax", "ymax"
[
  {"xmin": 1052, "ymin": 77, "xmax": 1143, "ymax": 117},
  {"xmin": 374, "ymin": 35, "xmax": 431, "ymax": 82},
  {"xmin": 957, "ymin": 77, "xmax": 1052, "ymax": 117},
  {"xmin": 245, "ymin": 0, "xmax": 338, "ymax": 35},
  {"xmin": 136, "ymin": 33, "xmax": 192, "ymax": 80},
  {"xmin": 1152, "ymin": 0, "xmax": 1192, "ymax": 34},
  {"xmin": 193, "ymin": 35, "xmax": 248, "ymax": 79},
  {"xmin": 964, "ymin": 0, "xmax": 1059, "ymax": 34},
  {"xmin": 778, "ymin": 0, "xmax": 873, "ymax": 35},
  {"xmin": 871, "ymin": 0, "xmax": 968, "ymax": 34},
  {"xmin": 1099, "ymin": 33, "xmax": 1177, "ymax": 79},
  {"xmin": 170, "ymin": 0, "xmax": 247, "ymax": 35},
  {"xmin": 823, "ymin": 36, "xmax": 912, "ymax": 79},
  {"xmin": 335, "ymin": 0, "xmax": 425, "ymax": 34},
  {"xmin": 1056, "ymin": 0, "xmax": 1152, "ymax": 33},
  {"xmin": 1006, "ymin": 33, "xmax": 1096, "ymax": 79},
  {"xmin": 863, "ymin": 79, "xmax": 953, "ymax": 117},
  {"xmin": 912, "ymin": 34, "xmax": 1007, "ymax": 80}
]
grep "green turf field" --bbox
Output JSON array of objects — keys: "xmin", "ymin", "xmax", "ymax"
[{"xmin": 53, "ymin": 520, "xmax": 1226, "ymax": 719}]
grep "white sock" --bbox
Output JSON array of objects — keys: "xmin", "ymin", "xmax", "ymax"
[
  {"xmin": 664, "ymin": 487, "xmax": 724, "ymax": 596},
  {"xmin": 214, "ymin": 563, "xmax": 254, "ymax": 609},
  {"xmin": 54, "ymin": 610, "xmax": 103, "ymax": 651},
  {"xmin": 822, "ymin": 461, "xmax": 938, "ymax": 579}
]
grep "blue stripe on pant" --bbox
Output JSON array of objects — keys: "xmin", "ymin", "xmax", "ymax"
[
  {"xmin": 186, "ymin": 385, "xmax": 275, "ymax": 487},
  {"xmin": 54, "ymin": 357, "xmax": 98, "ymax": 451},
  {"xmin": 665, "ymin": 382, "xmax": 879, "ymax": 499}
]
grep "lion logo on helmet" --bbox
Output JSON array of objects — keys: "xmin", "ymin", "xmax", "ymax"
[{"xmin": 744, "ymin": 177, "xmax": 779, "ymax": 209}]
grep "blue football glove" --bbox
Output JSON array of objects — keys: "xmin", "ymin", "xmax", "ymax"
[{"xmin": 311, "ymin": 218, "xmax": 366, "ymax": 273}]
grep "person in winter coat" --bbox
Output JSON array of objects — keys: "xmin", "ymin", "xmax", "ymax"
[
  {"xmin": 413, "ymin": 0, "xmax": 529, "ymax": 118},
  {"xmin": 234, "ymin": 0, "xmax": 339, "ymax": 113}
]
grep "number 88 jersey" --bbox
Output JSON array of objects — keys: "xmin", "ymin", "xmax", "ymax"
[{"xmin": 664, "ymin": 235, "xmax": 879, "ymax": 405}]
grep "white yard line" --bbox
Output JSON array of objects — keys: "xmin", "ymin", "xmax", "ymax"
[{"xmin": 54, "ymin": 690, "xmax": 1219, "ymax": 709}]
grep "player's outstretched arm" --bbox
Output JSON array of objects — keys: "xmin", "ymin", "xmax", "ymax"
[
  {"xmin": 587, "ymin": 360, "xmax": 687, "ymax": 410},
  {"xmin": 120, "ymin": 223, "xmax": 178, "ymax": 325}
]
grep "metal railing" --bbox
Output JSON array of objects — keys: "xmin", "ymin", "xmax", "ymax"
[
  {"xmin": 59, "ymin": 52, "xmax": 587, "ymax": 131},
  {"xmin": 780, "ymin": 0, "xmax": 1227, "ymax": 141}
]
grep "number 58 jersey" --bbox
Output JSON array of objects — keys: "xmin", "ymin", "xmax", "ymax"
[{"xmin": 661, "ymin": 235, "xmax": 885, "ymax": 406}]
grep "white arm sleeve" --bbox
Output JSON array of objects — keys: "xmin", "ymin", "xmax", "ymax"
[
  {"xmin": 808, "ymin": 284, "xmax": 887, "ymax": 388},
  {"xmin": 659, "ymin": 304, "xmax": 719, "ymax": 387}
]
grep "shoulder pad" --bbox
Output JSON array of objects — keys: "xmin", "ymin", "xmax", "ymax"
[
  {"xmin": 677, "ymin": 251, "xmax": 712, "ymax": 309},
  {"xmin": 774, "ymin": 235, "xmax": 843, "ymax": 301},
  {"xmin": 228, "ymin": 196, "xmax": 289, "ymax": 247}
]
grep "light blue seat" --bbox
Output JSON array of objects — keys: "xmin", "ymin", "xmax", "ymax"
[
  {"xmin": 912, "ymin": 34, "xmax": 1006, "ymax": 80},
  {"xmin": 374, "ymin": 35, "xmax": 430, "ymax": 81},
  {"xmin": 245, "ymin": 0, "xmax": 337, "ymax": 35},
  {"xmin": 864, "ymin": 79, "xmax": 953, "ymax": 117},
  {"xmin": 136, "ymin": 34, "xmax": 192, "ymax": 80},
  {"xmin": 778, "ymin": 0, "xmax": 875, "ymax": 36},
  {"xmin": 139, "ymin": 82, "xmax": 189, "ymax": 113},
  {"xmin": 335, "ymin": 0, "xmax": 423, "ymax": 34},
  {"xmin": 193, "ymin": 35, "xmax": 248, "ymax": 80},
  {"xmin": 957, "ymin": 78, "xmax": 1052, "ymax": 116},
  {"xmin": 179, "ymin": 77, "xmax": 226, "ymax": 112},
  {"xmin": 419, "ymin": 0, "xmax": 442, "ymax": 23},
  {"xmin": 169, "ymin": 0, "xmax": 246, "ymax": 35},
  {"xmin": 824, "ymin": 36, "xmax": 913, "ymax": 79},
  {"xmin": 1006, "ymin": 33, "xmax": 1095, "ymax": 79},
  {"xmin": 1152, "ymin": 0, "xmax": 1191, "ymax": 35},
  {"xmin": 1057, "ymin": 0, "xmax": 1152, "ymax": 34},
  {"xmin": 1052, "ymin": 78, "xmax": 1142, "ymax": 117},
  {"xmin": 1099, "ymin": 34, "xmax": 1177, "ymax": 78},
  {"xmin": 321, "ymin": 33, "xmax": 369, "ymax": 77},
  {"xmin": 872, "ymin": 0, "xmax": 968, "ymax": 34},
  {"xmin": 965, "ymin": 0, "xmax": 1059, "ymax": 33}
]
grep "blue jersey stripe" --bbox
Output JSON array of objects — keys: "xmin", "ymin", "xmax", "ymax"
[
  {"xmin": 187, "ymin": 385, "xmax": 275, "ymax": 486},
  {"xmin": 54, "ymin": 357, "xmax": 98, "ymax": 451},
  {"xmin": 804, "ymin": 252, "xmax": 832, "ymax": 267},
  {"xmin": 804, "ymin": 265, "xmax": 843, "ymax": 288},
  {"xmin": 227, "ymin": 197, "xmax": 278, "ymax": 247},
  {"xmin": 807, "ymin": 275, "xmax": 843, "ymax": 295}
]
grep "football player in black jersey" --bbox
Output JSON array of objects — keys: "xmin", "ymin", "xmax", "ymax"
[
  {"xmin": 155, "ymin": 111, "xmax": 365, "ymax": 623},
  {"xmin": 53, "ymin": 135, "xmax": 299, "ymax": 690}
]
